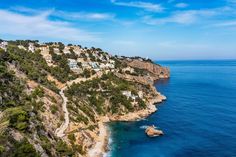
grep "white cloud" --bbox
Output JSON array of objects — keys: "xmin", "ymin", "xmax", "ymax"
[
  {"xmin": 12, "ymin": 6, "xmax": 115, "ymax": 21},
  {"xmin": 210, "ymin": 20, "xmax": 236, "ymax": 27},
  {"xmin": 53, "ymin": 11, "xmax": 115, "ymax": 21},
  {"xmin": 142, "ymin": 8, "xmax": 225, "ymax": 25},
  {"xmin": 0, "ymin": 9, "xmax": 98, "ymax": 41},
  {"xmin": 175, "ymin": 3, "xmax": 188, "ymax": 8},
  {"xmin": 111, "ymin": 0, "xmax": 164, "ymax": 12},
  {"xmin": 143, "ymin": 10, "xmax": 216, "ymax": 25}
]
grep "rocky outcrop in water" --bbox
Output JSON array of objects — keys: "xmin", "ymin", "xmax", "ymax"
[{"xmin": 145, "ymin": 126, "xmax": 164, "ymax": 137}]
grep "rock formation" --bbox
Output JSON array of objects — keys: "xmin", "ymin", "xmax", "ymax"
[
  {"xmin": 127, "ymin": 59, "xmax": 170, "ymax": 79},
  {"xmin": 145, "ymin": 125, "xmax": 164, "ymax": 137}
]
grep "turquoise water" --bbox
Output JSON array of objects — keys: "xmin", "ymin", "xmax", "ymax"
[{"xmin": 107, "ymin": 60, "xmax": 236, "ymax": 157}]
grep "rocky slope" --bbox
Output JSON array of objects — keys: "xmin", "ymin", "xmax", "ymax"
[{"xmin": 127, "ymin": 59, "xmax": 170, "ymax": 79}]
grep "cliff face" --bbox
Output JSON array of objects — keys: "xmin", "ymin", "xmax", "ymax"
[{"xmin": 127, "ymin": 59, "xmax": 170, "ymax": 79}]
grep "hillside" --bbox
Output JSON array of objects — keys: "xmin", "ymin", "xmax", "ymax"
[{"xmin": 0, "ymin": 40, "xmax": 169, "ymax": 157}]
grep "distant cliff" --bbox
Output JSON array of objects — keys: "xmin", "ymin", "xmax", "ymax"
[{"xmin": 127, "ymin": 59, "xmax": 170, "ymax": 79}]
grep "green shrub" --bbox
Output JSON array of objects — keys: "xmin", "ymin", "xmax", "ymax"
[
  {"xmin": 0, "ymin": 145, "xmax": 5, "ymax": 154},
  {"xmin": 68, "ymin": 134, "xmax": 76, "ymax": 143},
  {"xmin": 50, "ymin": 105, "xmax": 58, "ymax": 114},
  {"xmin": 13, "ymin": 139, "xmax": 39, "ymax": 157},
  {"xmin": 9, "ymin": 108, "xmax": 29, "ymax": 131},
  {"xmin": 56, "ymin": 140, "xmax": 73, "ymax": 156}
]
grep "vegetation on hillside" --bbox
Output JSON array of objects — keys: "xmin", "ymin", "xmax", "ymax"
[{"xmin": 0, "ymin": 40, "xmax": 159, "ymax": 156}]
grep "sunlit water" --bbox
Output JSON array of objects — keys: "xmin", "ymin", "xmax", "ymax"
[{"xmin": 107, "ymin": 60, "xmax": 236, "ymax": 157}]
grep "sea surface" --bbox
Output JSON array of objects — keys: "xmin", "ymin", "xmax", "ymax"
[{"xmin": 107, "ymin": 60, "xmax": 236, "ymax": 157}]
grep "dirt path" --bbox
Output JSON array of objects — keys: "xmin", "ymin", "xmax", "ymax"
[
  {"xmin": 55, "ymin": 86, "xmax": 69, "ymax": 137},
  {"xmin": 55, "ymin": 73, "xmax": 102, "ymax": 137}
]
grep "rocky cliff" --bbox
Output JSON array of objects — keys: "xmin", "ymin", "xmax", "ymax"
[{"xmin": 127, "ymin": 59, "xmax": 170, "ymax": 79}]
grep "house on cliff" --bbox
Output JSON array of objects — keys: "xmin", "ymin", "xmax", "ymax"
[{"xmin": 0, "ymin": 41, "xmax": 8, "ymax": 51}]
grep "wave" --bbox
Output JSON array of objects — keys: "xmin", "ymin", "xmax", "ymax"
[
  {"xmin": 103, "ymin": 135, "xmax": 113, "ymax": 157},
  {"xmin": 139, "ymin": 125, "xmax": 149, "ymax": 129}
]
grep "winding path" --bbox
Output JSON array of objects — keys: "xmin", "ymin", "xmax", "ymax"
[
  {"xmin": 55, "ymin": 73, "xmax": 102, "ymax": 137},
  {"xmin": 55, "ymin": 86, "xmax": 69, "ymax": 137}
]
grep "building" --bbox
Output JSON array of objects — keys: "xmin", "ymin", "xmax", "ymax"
[
  {"xmin": 122, "ymin": 67, "xmax": 134, "ymax": 73},
  {"xmin": 90, "ymin": 62, "xmax": 98, "ymax": 68},
  {"xmin": 109, "ymin": 60, "xmax": 115, "ymax": 64},
  {"xmin": 39, "ymin": 46, "xmax": 48, "ymax": 52},
  {"xmin": 53, "ymin": 48, "xmax": 60, "ymax": 55},
  {"xmin": 138, "ymin": 91, "xmax": 143, "ymax": 99},
  {"xmin": 90, "ymin": 62, "xmax": 100, "ymax": 72},
  {"xmin": 99, "ymin": 63, "xmax": 106, "ymax": 69},
  {"xmin": 63, "ymin": 46, "xmax": 71, "ymax": 54},
  {"xmin": 18, "ymin": 45, "xmax": 27, "ymax": 50},
  {"xmin": 131, "ymin": 95, "xmax": 138, "ymax": 100},
  {"xmin": 106, "ymin": 63, "xmax": 115, "ymax": 69},
  {"xmin": 0, "ymin": 41, "xmax": 8, "ymax": 51},
  {"xmin": 68, "ymin": 59, "xmax": 82, "ymax": 74},
  {"xmin": 122, "ymin": 91, "xmax": 132, "ymax": 97},
  {"xmin": 28, "ymin": 43, "xmax": 35, "ymax": 52},
  {"xmin": 68, "ymin": 59, "xmax": 78, "ymax": 69},
  {"xmin": 45, "ymin": 55, "xmax": 52, "ymax": 63}
]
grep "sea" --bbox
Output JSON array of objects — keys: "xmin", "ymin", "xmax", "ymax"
[{"xmin": 106, "ymin": 60, "xmax": 236, "ymax": 157}]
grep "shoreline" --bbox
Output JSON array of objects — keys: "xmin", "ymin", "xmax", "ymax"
[{"xmin": 87, "ymin": 93, "xmax": 166, "ymax": 157}]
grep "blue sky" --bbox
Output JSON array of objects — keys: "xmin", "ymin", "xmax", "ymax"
[{"xmin": 0, "ymin": 0, "xmax": 236, "ymax": 60}]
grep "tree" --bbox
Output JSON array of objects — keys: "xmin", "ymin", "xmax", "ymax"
[
  {"xmin": 13, "ymin": 139, "xmax": 39, "ymax": 157},
  {"xmin": 9, "ymin": 108, "xmax": 29, "ymax": 131}
]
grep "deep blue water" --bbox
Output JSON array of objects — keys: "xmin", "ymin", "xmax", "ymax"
[{"xmin": 107, "ymin": 60, "xmax": 236, "ymax": 157}]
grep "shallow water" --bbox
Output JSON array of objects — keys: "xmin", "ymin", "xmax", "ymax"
[{"xmin": 107, "ymin": 60, "xmax": 236, "ymax": 157}]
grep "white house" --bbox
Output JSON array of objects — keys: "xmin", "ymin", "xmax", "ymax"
[
  {"xmin": 131, "ymin": 95, "xmax": 138, "ymax": 100},
  {"xmin": 68, "ymin": 59, "xmax": 78, "ymax": 69},
  {"xmin": 53, "ymin": 48, "xmax": 60, "ymax": 55},
  {"xmin": 109, "ymin": 60, "xmax": 115, "ymax": 64},
  {"xmin": 106, "ymin": 63, "xmax": 115, "ymax": 69},
  {"xmin": 122, "ymin": 91, "xmax": 132, "ymax": 98},
  {"xmin": 28, "ymin": 43, "xmax": 35, "ymax": 52},
  {"xmin": 68, "ymin": 59, "xmax": 82, "ymax": 74},
  {"xmin": 90, "ymin": 62, "xmax": 100, "ymax": 72},
  {"xmin": 18, "ymin": 45, "xmax": 27, "ymax": 50},
  {"xmin": 99, "ymin": 63, "xmax": 106, "ymax": 69},
  {"xmin": 0, "ymin": 41, "xmax": 8, "ymax": 51},
  {"xmin": 63, "ymin": 46, "xmax": 71, "ymax": 54},
  {"xmin": 45, "ymin": 55, "xmax": 52, "ymax": 63},
  {"xmin": 90, "ymin": 62, "xmax": 98, "ymax": 68},
  {"xmin": 138, "ymin": 91, "xmax": 143, "ymax": 99},
  {"xmin": 122, "ymin": 67, "xmax": 134, "ymax": 73}
]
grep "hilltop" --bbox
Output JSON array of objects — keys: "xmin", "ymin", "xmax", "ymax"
[{"xmin": 0, "ymin": 40, "xmax": 169, "ymax": 157}]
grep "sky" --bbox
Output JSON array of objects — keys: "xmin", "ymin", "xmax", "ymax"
[{"xmin": 0, "ymin": 0, "xmax": 236, "ymax": 60}]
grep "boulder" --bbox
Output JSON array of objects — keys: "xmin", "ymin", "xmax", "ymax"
[{"xmin": 145, "ymin": 125, "xmax": 164, "ymax": 137}]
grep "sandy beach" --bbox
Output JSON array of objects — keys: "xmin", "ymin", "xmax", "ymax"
[{"xmin": 88, "ymin": 118, "xmax": 110, "ymax": 157}]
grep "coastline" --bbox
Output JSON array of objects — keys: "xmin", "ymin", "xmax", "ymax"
[{"xmin": 87, "ymin": 93, "xmax": 167, "ymax": 157}]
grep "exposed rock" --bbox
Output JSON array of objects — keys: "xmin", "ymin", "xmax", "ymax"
[
  {"xmin": 127, "ymin": 59, "xmax": 170, "ymax": 79},
  {"xmin": 115, "ymin": 72, "xmax": 155, "ymax": 85},
  {"xmin": 145, "ymin": 125, "xmax": 164, "ymax": 137},
  {"xmin": 109, "ymin": 103, "xmax": 157, "ymax": 122},
  {"xmin": 9, "ymin": 130, "xmax": 24, "ymax": 141}
]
